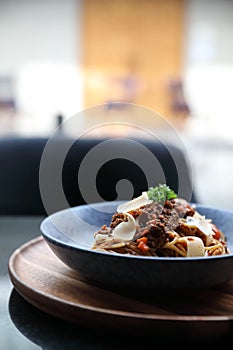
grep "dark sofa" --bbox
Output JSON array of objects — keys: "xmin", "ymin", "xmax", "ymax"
[{"xmin": 0, "ymin": 136, "xmax": 197, "ymax": 215}]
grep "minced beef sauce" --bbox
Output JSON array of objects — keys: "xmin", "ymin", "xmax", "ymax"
[{"xmin": 109, "ymin": 198, "xmax": 195, "ymax": 253}]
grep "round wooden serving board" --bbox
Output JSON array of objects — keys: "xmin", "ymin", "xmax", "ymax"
[{"xmin": 8, "ymin": 236, "xmax": 233, "ymax": 338}]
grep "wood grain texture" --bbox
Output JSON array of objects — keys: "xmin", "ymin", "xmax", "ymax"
[{"xmin": 8, "ymin": 236, "xmax": 233, "ymax": 338}]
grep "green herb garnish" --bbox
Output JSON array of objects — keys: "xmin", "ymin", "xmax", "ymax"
[{"xmin": 147, "ymin": 184, "xmax": 177, "ymax": 203}]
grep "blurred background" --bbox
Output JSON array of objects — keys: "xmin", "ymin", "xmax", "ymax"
[{"xmin": 0, "ymin": 0, "xmax": 233, "ymax": 209}]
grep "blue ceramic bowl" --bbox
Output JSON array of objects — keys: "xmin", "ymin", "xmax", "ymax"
[{"xmin": 40, "ymin": 202, "xmax": 233, "ymax": 292}]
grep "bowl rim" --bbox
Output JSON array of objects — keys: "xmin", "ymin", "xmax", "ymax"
[{"xmin": 40, "ymin": 201, "xmax": 233, "ymax": 262}]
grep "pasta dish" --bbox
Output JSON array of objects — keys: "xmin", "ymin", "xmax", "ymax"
[{"xmin": 92, "ymin": 184, "xmax": 230, "ymax": 257}]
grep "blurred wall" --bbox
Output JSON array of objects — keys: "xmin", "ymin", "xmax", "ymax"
[
  {"xmin": 182, "ymin": 0, "xmax": 233, "ymax": 209},
  {"xmin": 183, "ymin": 0, "xmax": 233, "ymax": 141},
  {"xmin": 0, "ymin": 0, "xmax": 83, "ymax": 135},
  {"xmin": 82, "ymin": 0, "xmax": 185, "ymax": 122},
  {"xmin": 0, "ymin": 0, "xmax": 80, "ymax": 73},
  {"xmin": 1, "ymin": 0, "xmax": 233, "ymax": 140}
]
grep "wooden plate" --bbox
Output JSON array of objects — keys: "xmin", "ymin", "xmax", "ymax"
[{"xmin": 8, "ymin": 236, "xmax": 233, "ymax": 339}]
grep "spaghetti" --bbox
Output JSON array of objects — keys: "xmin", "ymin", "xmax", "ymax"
[{"xmin": 92, "ymin": 185, "xmax": 230, "ymax": 257}]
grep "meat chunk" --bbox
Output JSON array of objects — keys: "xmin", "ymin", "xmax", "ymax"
[{"xmin": 134, "ymin": 199, "xmax": 196, "ymax": 252}]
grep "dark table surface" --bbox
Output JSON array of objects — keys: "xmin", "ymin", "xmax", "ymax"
[{"xmin": 1, "ymin": 215, "xmax": 233, "ymax": 350}]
